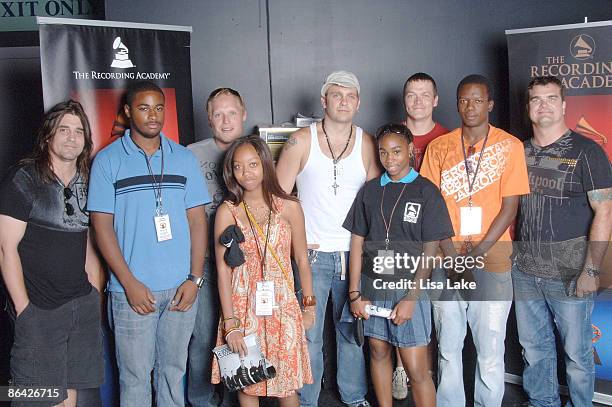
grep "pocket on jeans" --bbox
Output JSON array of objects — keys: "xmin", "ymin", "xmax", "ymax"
[
  {"xmin": 339, "ymin": 300, "xmax": 354, "ymax": 323},
  {"xmin": 483, "ymin": 271, "xmax": 513, "ymax": 301},
  {"xmin": 307, "ymin": 249, "xmax": 319, "ymax": 265},
  {"xmin": 562, "ymin": 290, "xmax": 595, "ymax": 303},
  {"xmin": 15, "ymin": 302, "xmax": 34, "ymax": 322},
  {"xmin": 487, "ymin": 271, "xmax": 511, "ymax": 284},
  {"xmin": 10, "ymin": 346, "xmax": 40, "ymax": 386},
  {"xmin": 84, "ymin": 289, "xmax": 103, "ymax": 319}
]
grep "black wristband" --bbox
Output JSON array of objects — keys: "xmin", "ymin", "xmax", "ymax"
[{"xmin": 349, "ymin": 292, "xmax": 362, "ymax": 303}]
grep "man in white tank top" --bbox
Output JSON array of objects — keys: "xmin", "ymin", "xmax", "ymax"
[{"xmin": 277, "ymin": 71, "xmax": 379, "ymax": 407}]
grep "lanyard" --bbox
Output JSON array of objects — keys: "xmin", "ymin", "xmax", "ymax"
[
  {"xmin": 244, "ymin": 202, "xmax": 271, "ymax": 280},
  {"xmin": 380, "ymin": 184, "xmax": 408, "ymax": 250},
  {"xmin": 460, "ymin": 130, "xmax": 488, "ymax": 206},
  {"xmin": 142, "ymin": 142, "xmax": 165, "ymax": 214}
]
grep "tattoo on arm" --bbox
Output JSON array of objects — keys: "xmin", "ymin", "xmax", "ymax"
[
  {"xmin": 283, "ymin": 135, "xmax": 298, "ymax": 150},
  {"xmin": 587, "ymin": 188, "xmax": 612, "ymax": 203}
]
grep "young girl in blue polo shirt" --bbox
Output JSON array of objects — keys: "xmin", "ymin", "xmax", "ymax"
[{"xmin": 344, "ymin": 123, "xmax": 453, "ymax": 407}]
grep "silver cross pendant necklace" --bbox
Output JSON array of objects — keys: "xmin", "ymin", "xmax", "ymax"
[{"xmin": 322, "ymin": 119, "xmax": 353, "ymax": 195}]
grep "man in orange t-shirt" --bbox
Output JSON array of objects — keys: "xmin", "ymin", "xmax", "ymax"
[{"xmin": 420, "ymin": 74, "xmax": 529, "ymax": 407}]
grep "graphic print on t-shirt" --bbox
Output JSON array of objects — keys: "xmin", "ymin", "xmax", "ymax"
[
  {"xmin": 200, "ymin": 159, "xmax": 225, "ymax": 216},
  {"xmin": 524, "ymin": 136, "xmax": 577, "ymax": 199},
  {"xmin": 403, "ymin": 202, "xmax": 421, "ymax": 223},
  {"xmin": 516, "ymin": 131, "xmax": 612, "ymax": 279},
  {"xmin": 440, "ymin": 139, "xmax": 513, "ymax": 202},
  {"xmin": 63, "ymin": 180, "xmax": 89, "ymax": 228}
]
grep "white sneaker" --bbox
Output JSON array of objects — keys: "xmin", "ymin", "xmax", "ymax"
[{"xmin": 392, "ymin": 366, "xmax": 408, "ymax": 400}]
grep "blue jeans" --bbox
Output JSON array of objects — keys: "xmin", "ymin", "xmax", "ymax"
[
  {"xmin": 431, "ymin": 267, "xmax": 513, "ymax": 407},
  {"xmin": 187, "ymin": 261, "xmax": 220, "ymax": 407},
  {"xmin": 109, "ymin": 287, "xmax": 198, "ymax": 407},
  {"xmin": 298, "ymin": 250, "xmax": 368, "ymax": 407},
  {"xmin": 512, "ymin": 264, "xmax": 594, "ymax": 407},
  {"xmin": 187, "ymin": 261, "xmax": 236, "ymax": 407}
]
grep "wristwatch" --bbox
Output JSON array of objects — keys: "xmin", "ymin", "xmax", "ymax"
[
  {"xmin": 584, "ymin": 265, "xmax": 600, "ymax": 278},
  {"xmin": 186, "ymin": 274, "xmax": 204, "ymax": 289}
]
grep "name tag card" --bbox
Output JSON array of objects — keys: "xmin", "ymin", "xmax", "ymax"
[
  {"xmin": 255, "ymin": 281, "xmax": 275, "ymax": 316},
  {"xmin": 375, "ymin": 250, "xmax": 395, "ymax": 275},
  {"xmin": 460, "ymin": 206, "xmax": 482, "ymax": 236},
  {"xmin": 154, "ymin": 214, "xmax": 173, "ymax": 242}
]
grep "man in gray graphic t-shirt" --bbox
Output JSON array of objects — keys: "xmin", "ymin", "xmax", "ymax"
[{"xmin": 513, "ymin": 75, "xmax": 612, "ymax": 407}]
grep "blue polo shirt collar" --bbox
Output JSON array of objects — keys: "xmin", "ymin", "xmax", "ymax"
[
  {"xmin": 121, "ymin": 129, "xmax": 175, "ymax": 156},
  {"xmin": 380, "ymin": 168, "xmax": 419, "ymax": 186}
]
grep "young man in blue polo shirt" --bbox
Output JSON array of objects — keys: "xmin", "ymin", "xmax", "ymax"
[{"xmin": 88, "ymin": 81, "xmax": 210, "ymax": 407}]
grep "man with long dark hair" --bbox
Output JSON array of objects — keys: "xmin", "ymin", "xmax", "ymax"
[
  {"xmin": 88, "ymin": 81, "xmax": 209, "ymax": 406},
  {"xmin": 0, "ymin": 100, "xmax": 104, "ymax": 406}
]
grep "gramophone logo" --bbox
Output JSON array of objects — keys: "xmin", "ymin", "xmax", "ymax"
[
  {"xmin": 593, "ymin": 324, "xmax": 602, "ymax": 366},
  {"xmin": 111, "ymin": 36, "xmax": 136, "ymax": 69},
  {"xmin": 570, "ymin": 34, "xmax": 595, "ymax": 60},
  {"xmin": 403, "ymin": 202, "xmax": 421, "ymax": 224},
  {"xmin": 576, "ymin": 116, "xmax": 608, "ymax": 149}
]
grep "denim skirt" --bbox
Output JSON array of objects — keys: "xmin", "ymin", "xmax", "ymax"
[{"xmin": 363, "ymin": 294, "xmax": 431, "ymax": 348}]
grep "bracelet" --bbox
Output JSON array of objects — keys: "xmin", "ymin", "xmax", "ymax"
[
  {"xmin": 348, "ymin": 290, "xmax": 361, "ymax": 301},
  {"xmin": 222, "ymin": 315, "xmax": 239, "ymax": 323},
  {"xmin": 222, "ymin": 318, "xmax": 241, "ymax": 333},
  {"xmin": 224, "ymin": 327, "xmax": 242, "ymax": 342},
  {"xmin": 349, "ymin": 293, "xmax": 362, "ymax": 303},
  {"xmin": 302, "ymin": 295, "xmax": 317, "ymax": 307}
]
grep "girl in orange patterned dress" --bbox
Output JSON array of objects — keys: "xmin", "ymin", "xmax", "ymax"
[{"xmin": 212, "ymin": 135, "xmax": 315, "ymax": 407}]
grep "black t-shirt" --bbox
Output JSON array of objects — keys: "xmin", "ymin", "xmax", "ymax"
[
  {"xmin": 343, "ymin": 174, "xmax": 454, "ymax": 285},
  {"xmin": 0, "ymin": 163, "xmax": 91, "ymax": 309},
  {"xmin": 515, "ymin": 131, "xmax": 612, "ymax": 279}
]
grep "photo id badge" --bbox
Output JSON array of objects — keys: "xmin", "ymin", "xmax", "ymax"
[
  {"xmin": 460, "ymin": 206, "xmax": 482, "ymax": 236},
  {"xmin": 154, "ymin": 214, "xmax": 173, "ymax": 242},
  {"xmin": 255, "ymin": 281, "xmax": 275, "ymax": 316},
  {"xmin": 374, "ymin": 250, "xmax": 395, "ymax": 275}
]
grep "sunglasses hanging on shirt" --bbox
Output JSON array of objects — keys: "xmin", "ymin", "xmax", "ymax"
[
  {"xmin": 63, "ymin": 185, "xmax": 88, "ymax": 217},
  {"xmin": 64, "ymin": 187, "xmax": 75, "ymax": 216}
]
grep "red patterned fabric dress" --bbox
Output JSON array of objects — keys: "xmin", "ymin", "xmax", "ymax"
[{"xmin": 211, "ymin": 197, "xmax": 312, "ymax": 397}]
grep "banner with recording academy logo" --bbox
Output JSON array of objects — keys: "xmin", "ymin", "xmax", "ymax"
[
  {"xmin": 506, "ymin": 20, "xmax": 611, "ymax": 159},
  {"xmin": 37, "ymin": 17, "xmax": 195, "ymax": 154},
  {"xmin": 37, "ymin": 17, "xmax": 194, "ymax": 406},
  {"xmin": 506, "ymin": 21, "xmax": 612, "ymax": 402}
]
